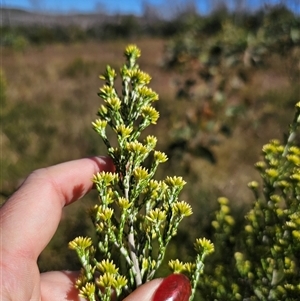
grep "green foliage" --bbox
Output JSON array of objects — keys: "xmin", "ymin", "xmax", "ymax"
[
  {"xmin": 199, "ymin": 102, "xmax": 300, "ymax": 300},
  {"xmin": 0, "ymin": 69, "xmax": 7, "ymax": 108},
  {"xmin": 69, "ymin": 45, "xmax": 214, "ymax": 300},
  {"xmin": 2, "ymin": 5, "xmax": 299, "ymax": 47},
  {"xmin": 163, "ymin": 6, "xmax": 300, "ymax": 166},
  {"xmin": 0, "ymin": 28, "xmax": 28, "ymax": 51},
  {"xmin": 165, "ymin": 6, "xmax": 300, "ymax": 67},
  {"xmin": 103, "ymin": 16, "xmax": 141, "ymax": 39}
]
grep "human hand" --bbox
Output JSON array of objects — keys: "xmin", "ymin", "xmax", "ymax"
[{"xmin": 0, "ymin": 157, "xmax": 162, "ymax": 301}]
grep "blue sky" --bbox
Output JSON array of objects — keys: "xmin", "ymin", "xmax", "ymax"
[{"xmin": 3, "ymin": 0, "xmax": 300, "ymax": 15}]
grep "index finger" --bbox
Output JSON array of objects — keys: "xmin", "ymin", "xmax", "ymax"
[{"xmin": 0, "ymin": 156, "xmax": 114, "ymax": 260}]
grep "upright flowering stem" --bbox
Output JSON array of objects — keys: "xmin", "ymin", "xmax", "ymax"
[{"xmin": 69, "ymin": 45, "xmax": 214, "ymax": 300}]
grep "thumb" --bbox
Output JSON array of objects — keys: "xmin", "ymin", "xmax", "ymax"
[{"xmin": 123, "ymin": 279, "xmax": 163, "ymax": 301}]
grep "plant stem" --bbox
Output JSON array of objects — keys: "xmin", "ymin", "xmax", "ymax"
[
  {"xmin": 125, "ymin": 186, "xmax": 142, "ymax": 286},
  {"xmin": 282, "ymin": 109, "xmax": 300, "ymax": 156},
  {"xmin": 128, "ymin": 227, "xmax": 142, "ymax": 286}
]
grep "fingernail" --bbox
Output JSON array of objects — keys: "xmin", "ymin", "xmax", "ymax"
[{"xmin": 152, "ymin": 273, "xmax": 191, "ymax": 301}]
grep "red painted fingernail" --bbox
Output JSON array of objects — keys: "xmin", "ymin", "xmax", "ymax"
[{"xmin": 153, "ymin": 273, "xmax": 192, "ymax": 301}]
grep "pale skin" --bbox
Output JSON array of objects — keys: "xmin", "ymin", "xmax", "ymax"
[{"xmin": 0, "ymin": 156, "xmax": 162, "ymax": 301}]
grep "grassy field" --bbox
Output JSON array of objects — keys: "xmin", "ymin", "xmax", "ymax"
[{"xmin": 1, "ymin": 36, "xmax": 299, "ymax": 271}]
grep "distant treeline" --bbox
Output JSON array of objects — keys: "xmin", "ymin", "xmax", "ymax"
[{"xmin": 1, "ymin": 4, "xmax": 299, "ymax": 46}]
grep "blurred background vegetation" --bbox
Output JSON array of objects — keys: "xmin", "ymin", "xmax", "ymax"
[{"xmin": 1, "ymin": 0, "xmax": 299, "ymax": 284}]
